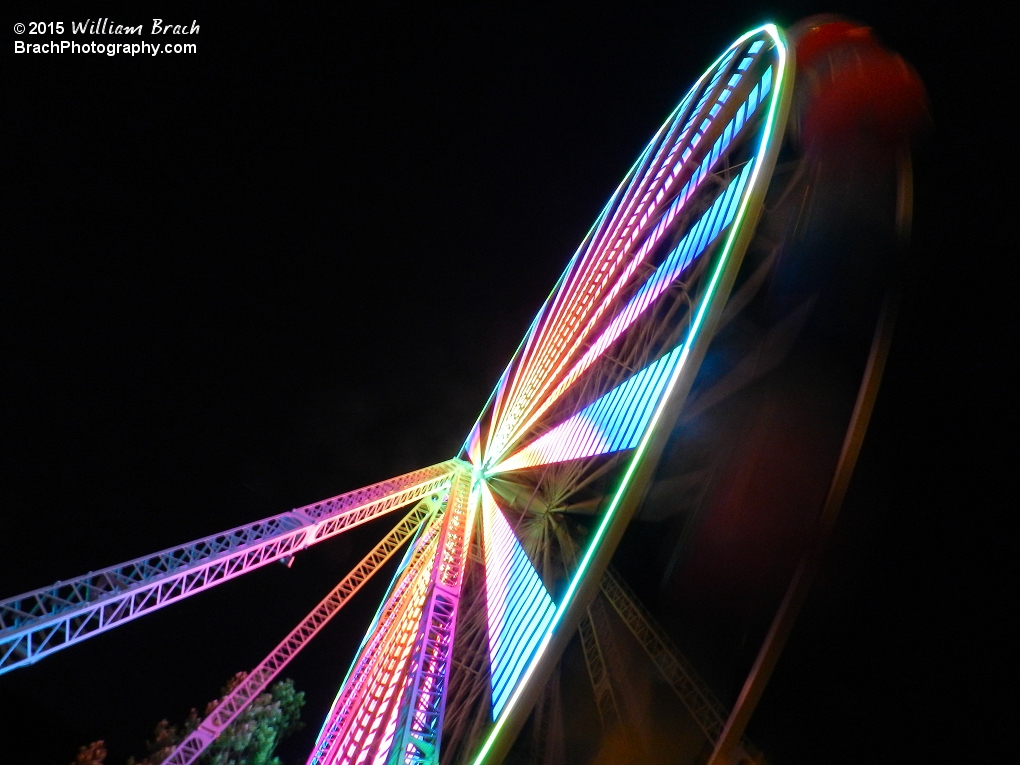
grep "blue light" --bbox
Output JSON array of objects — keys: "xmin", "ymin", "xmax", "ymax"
[{"xmin": 481, "ymin": 488, "xmax": 556, "ymax": 719}]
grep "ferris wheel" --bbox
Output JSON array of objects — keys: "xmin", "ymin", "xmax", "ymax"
[{"xmin": 0, "ymin": 20, "xmax": 925, "ymax": 765}]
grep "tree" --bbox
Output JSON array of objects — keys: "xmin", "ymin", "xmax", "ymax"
[
  {"xmin": 202, "ymin": 674, "xmax": 305, "ymax": 765},
  {"xmin": 71, "ymin": 741, "xmax": 107, "ymax": 765},
  {"xmin": 121, "ymin": 673, "xmax": 305, "ymax": 765}
]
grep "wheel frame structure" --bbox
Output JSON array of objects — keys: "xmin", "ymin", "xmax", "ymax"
[{"xmin": 0, "ymin": 21, "xmax": 909, "ymax": 765}]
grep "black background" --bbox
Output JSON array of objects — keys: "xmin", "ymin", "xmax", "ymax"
[{"xmin": 3, "ymin": 2, "xmax": 1010, "ymax": 763}]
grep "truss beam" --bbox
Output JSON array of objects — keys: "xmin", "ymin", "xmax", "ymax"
[
  {"xmin": 161, "ymin": 496, "xmax": 443, "ymax": 765},
  {"xmin": 599, "ymin": 568, "xmax": 728, "ymax": 741},
  {"xmin": 387, "ymin": 470, "xmax": 475, "ymax": 765},
  {"xmin": 578, "ymin": 600, "xmax": 621, "ymax": 730},
  {"xmin": 322, "ymin": 536, "xmax": 440, "ymax": 765},
  {"xmin": 308, "ymin": 514, "xmax": 447, "ymax": 765},
  {"xmin": 0, "ymin": 461, "xmax": 459, "ymax": 674}
]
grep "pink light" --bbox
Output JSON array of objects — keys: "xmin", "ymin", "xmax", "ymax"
[
  {"xmin": 488, "ymin": 126, "xmax": 706, "ymax": 460},
  {"xmin": 490, "ymin": 89, "xmax": 758, "ymax": 461},
  {"xmin": 487, "ymin": 76, "xmax": 718, "ymax": 461},
  {"xmin": 497, "ymin": 414, "xmax": 610, "ymax": 472},
  {"xmin": 465, "ymin": 421, "xmax": 482, "ymax": 466},
  {"xmin": 309, "ymin": 525, "xmax": 442, "ymax": 765}
]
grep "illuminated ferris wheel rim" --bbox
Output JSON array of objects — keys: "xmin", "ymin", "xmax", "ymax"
[{"xmin": 461, "ymin": 23, "xmax": 793, "ymax": 764}]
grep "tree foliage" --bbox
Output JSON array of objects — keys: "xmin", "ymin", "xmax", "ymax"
[
  {"xmin": 200, "ymin": 673, "xmax": 305, "ymax": 765},
  {"xmin": 72, "ymin": 741, "xmax": 108, "ymax": 765},
  {"xmin": 74, "ymin": 673, "xmax": 304, "ymax": 765}
]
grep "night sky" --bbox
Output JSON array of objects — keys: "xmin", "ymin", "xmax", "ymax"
[{"xmin": 3, "ymin": 2, "xmax": 1009, "ymax": 764}]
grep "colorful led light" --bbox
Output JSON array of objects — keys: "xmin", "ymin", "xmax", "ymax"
[
  {"xmin": 485, "ymin": 98, "xmax": 696, "ymax": 461},
  {"xmin": 304, "ymin": 25, "xmax": 789, "ymax": 765},
  {"xmin": 504, "ymin": 110, "xmax": 765, "ymax": 450},
  {"xmin": 386, "ymin": 474, "xmax": 476, "ymax": 763},
  {"xmin": 479, "ymin": 484, "xmax": 556, "ymax": 718},
  {"xmin": 308, "ymin": 524, "xmax": 444, "ymax": 765},
  {"xmin": 320, "ymin": 552, "xmax": 434, "ymax": 765},
  {"xmin": 485, "ymin": 57, "xmax": 774, "ymax": 467},
  {"xmin": 309, "ymin": 512, "xmax": 443, "ymax": 758},
  {"xmin": 464, "ymin": 421, "xmax": 483, "ymax": 467},
  {"xmin": 493, "ymin": 343, "xmax": 686, "ymax": 472}
]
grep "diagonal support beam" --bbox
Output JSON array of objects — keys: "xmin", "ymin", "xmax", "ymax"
[
  {"xmin": 578, "ymin": 599, "xmax": 621, "ymax": 730},
  {"xmin": 319, "ymin": 533, "xmax": 442, "ymax": 765},
  {"xmin": 161, "ymin": 495, "xmax": 444, "ymax": 765},
  {"xmin": 598, "ymin": 568, "xmax": 760, "ymax": 762},
  {"xmin": 599, "ymin": 567, "xmax": 728, "ymax": 741},
  {"xmin": 307, "ymin": 513, "xmax": 447, "ymax": 765},
  {"xmin": 386, "ymin": 470, "xmax": 476, "ymax": 765},
  {"xmin": 0, "ymin": 460, "xmax": 461, "ymax": 674}
]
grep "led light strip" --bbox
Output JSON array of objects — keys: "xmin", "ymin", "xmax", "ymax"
[
  {"xmin": 498, "ymin": 67, "xmax": 771, "ymax": 452},
  {"xmin": 308, "ymin": 525, "xmax": 444, "ymax": 765},
  {"xmin": 486, "ymin": 48, "xmax": 771, "ymax": 464},
  {"xmin": 493, "ymin": 343, "xmax": 686, "ymax": 473},
  {"xmin": 489, "ymin": 158, "xmax": 656, "ymax": 459},
  {"xmin": 563, "ymin": 159, "xmax": 756, "ymax": 378},
  {"xmin": 464, "ymin": 421, "xmax": 483, "ymax": 467},
  {"xmin": 328, "ymin": 556, "xmax": 434, "ymax": 765},
  {"xmin": 387, "ymin": 473, "xmax": 476, "ymax": 763},
  {"xmin": 486, "ymin": 93, "xmax": 694, "ymax": 459},
  {"xmin": 484, "ymin": 199, "xmax": 620, "ymax": 461},
  {"xmin": 518, "ymin": 48, "xmax": 729, "ymax": 398},
  {"xmin": 480, "ymin": 484, "xmax": 556, "ymax": 718}
]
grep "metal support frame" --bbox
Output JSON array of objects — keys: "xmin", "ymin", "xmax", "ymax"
[
  {"xmin": 308, "ymin": 514, "xmax": 447, "ymax": 765},
  {"xmin": 387, "ymin": 470, "xmax": 475, "ymax": 765},
  {"xmin": 161, "ymin": 496, "xmax": 443, "ymax": 765},
  {"xmin": 577, "ymin": 598, "xmax": 621, "ymax": 730},
  {"xmin": 0, "ymin": 461, "xmax": 458, "ymax": 674},
  {"xmin": 599, "ymin": 568, "xmax": 728, "ymax": 742},
  {"xmin": 586, "ymin": 569, "xmax": 759, "ymax": 762},
  {"xmin": 436, "ymin": 529, "xmax": 492, "ymax": 765},
  {"xmin": 472, "ymin": 30, "xmax": 793, "ymax": 764},
  {"xmin": 331, "ymin": 565, "xmax": 434, "ymax": 765}
]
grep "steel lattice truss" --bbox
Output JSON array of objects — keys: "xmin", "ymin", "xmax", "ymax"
[
  {"xmin": 0, "ymin": 24, "xmax": 798, "ymax": 765},
  {"xmin": 0, "ymin": 462, "xmax": 456, "ymax": 673},
  {"xmin": 163, "ymin": 494, "xmax": 447, "ymax": 765}
]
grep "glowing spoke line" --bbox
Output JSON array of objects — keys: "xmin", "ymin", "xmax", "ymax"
[
  {"xmin": 494, "ymin": 78, "xmax": 769, "ymax": 463},
  {"xmin": 486, "ymin": 111, "xmax": 686, "ymax": 459},
  {"xmin": 493, "ymin": 342, "xmax": 687, "ymax": 473},
  {"xmin": 498, "ymin": 59, "xmax": 724, "ymax": 432},
  {"xmin": 485, "ymin": 195, "xmax": 623, "ymax": 460},
  {"xmin": 490, "ymin": 160, "xmax": 651, "ymax": 459},
  {"xmin": 308, "ymin": 520, "xmax": 445, "ymax": 765},
  {"xmin": 479, "ymin": 484, "xmax": 556, "ymax": 718},
  {"xmin": 486, "ymin": 51, "xmax": 773, "ymax": 465},
  {"xmin": 387, "ymin": 472, "xmax": 476, "ymax": 764}
]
